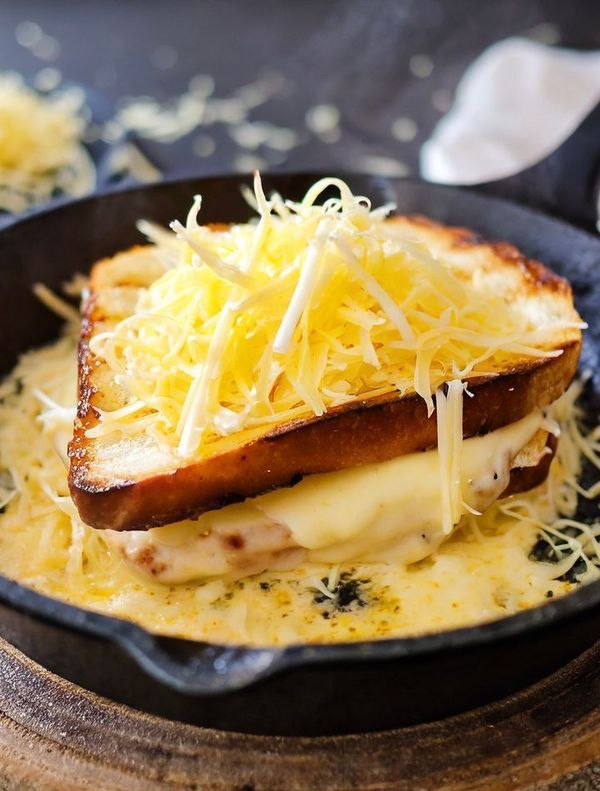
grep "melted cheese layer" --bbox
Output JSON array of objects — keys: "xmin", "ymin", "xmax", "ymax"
[
  {"xmin": 261, "ymin": 411, "xmax": 542, "ymax": 558},
  {"xmin": 109, "ymin": 411, "xmax": 544, "ymax": 584}
]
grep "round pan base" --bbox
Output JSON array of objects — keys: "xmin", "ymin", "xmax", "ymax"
[
  {"xmin": 1, "ymin": 173, "xmax": 600, "ymax": 730},
  {"xmin": 0, "ymin": 635, "xmax": 598, "ymax": 790}
]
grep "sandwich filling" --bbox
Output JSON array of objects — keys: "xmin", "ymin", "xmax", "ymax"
[{"xmin": 107, "ymin": 411, "xmax": 549, "ymax": 583}]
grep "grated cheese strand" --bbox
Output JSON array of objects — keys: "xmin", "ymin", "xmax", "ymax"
[
  {"xmin": 333, "ymin": 234, "xmax": 414, "ymax": 342},
  {"xmin": 178, "ymin": 303, "xmax": 237, "ymax": 456},
  {"xmin": 170, "ymin": 220, "xmax": 255, "ymax": 288},
  {"xmin": 32, "ymin": 283, "xmax": 80, "ymax": 325},
  {"xmin": 436, "ymin": 380, "xmax": 466, "ymax": 535}
]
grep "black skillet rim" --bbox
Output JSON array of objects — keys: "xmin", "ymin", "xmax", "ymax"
[{"xmin": 1, "ymin": 172, "xmax": 600, "ymax": 696}]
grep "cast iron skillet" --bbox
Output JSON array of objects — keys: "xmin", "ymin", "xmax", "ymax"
[{"xmin": 0, "ymin": 106, "xmax": 599, "ymax": 737}]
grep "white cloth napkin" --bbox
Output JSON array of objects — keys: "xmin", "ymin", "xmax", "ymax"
[{"xmin": 420, "ymin": 38, "xmax": 600, "ymax": 185}]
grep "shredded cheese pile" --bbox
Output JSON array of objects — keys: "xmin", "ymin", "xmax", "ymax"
[
  {"xmin": 0, "ymin": 72, "xmax": 95, "ymax": 214},
  {"xmin": 89, "ymin": 174, "xmax": 582, "ymax": 458}
]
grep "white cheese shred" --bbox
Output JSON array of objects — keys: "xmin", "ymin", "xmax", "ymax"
[
  {"xmin": 32, "ymin": 283, "xmax": 80, "ymax": 325},
  {"xmin": 436, "ymin": 379, "xmax": 466, "ymax": 535},
  {"xmin": 273, "ymin": 218, "xmax": 331, "ymax": 354}
]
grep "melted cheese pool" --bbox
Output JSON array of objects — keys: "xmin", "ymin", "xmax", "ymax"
[{"xmin": 0, "ymin": 334, "xmax": 584, "ymax": 646}]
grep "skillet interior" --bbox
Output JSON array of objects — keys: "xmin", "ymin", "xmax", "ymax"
[{"xmin": 1, "ymin": 173, "xmax": 600, "ymax": 735}]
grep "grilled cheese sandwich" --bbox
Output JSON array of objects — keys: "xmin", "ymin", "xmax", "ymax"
[{"xmin": 67, "ymin": 175, "xmax": 583, "ymax": 583}]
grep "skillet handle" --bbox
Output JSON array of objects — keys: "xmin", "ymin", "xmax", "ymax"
[
  {"xmin": 470, "ymin": 102, "xmax": 600, "ymax": 231},
  {"xmin": 118, "ymin": 631, "xmax": 286, "ymax": 695}
]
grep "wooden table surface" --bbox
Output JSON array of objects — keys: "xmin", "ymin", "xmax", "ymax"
[{"xmin": 0, "ymin": 636, "xmax": 598, "ymax": 790}]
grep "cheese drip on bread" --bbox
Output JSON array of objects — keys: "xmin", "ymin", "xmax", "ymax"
[{"xmin": 106, "ymin": 411, "xmax": 546, "ymax": 583}]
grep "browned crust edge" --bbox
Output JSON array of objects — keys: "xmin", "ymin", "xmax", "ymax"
[
  {"xmin": 404, "ymin": 214, "xmax": 570, "ymax": 295},
  {"xmin": 68, "ymin": 217, "xmax": 582, "ymax": 531},
  {"xmin": 503, "ymin": 433, "xmax": 558, "ymax": 498}
]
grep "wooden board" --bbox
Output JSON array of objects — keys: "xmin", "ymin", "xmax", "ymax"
[{"xmin": 0, "ymin": 635, "xmax": 598, "ymax": 790}]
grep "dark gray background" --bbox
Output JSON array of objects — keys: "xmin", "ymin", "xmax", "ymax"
[{"xmin": 0, "ymin": 0, "xmax": 599, "ymax": 178}]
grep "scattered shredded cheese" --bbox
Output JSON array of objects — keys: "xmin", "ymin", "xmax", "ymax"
[
  {"xmin": 105, "ymin": 142, "xmax": 162, "ymax": 184},
  {"xmin": 0, "ymin": 72, "xmax": 95, "ymax": 213},
  {"xmin": 32, "ymin": 283, "xmax": 80, "ymax": 325},
  {"xmin": 110, "ymin": 72, "xmax": 288, "ymax": 147}
]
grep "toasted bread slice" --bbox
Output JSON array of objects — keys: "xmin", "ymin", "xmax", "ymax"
[{"xmin": 68, "ymin": 217, "xmax": 582, "ymax": 531}]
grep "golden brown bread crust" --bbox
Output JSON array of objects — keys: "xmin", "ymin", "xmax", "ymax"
[
  {"xmin": 404, "ymin": 215, "xmax": 570, "ymax": 295},
  {"xmin": 68, "ymin": 217, "xmax": 582, "ymax": 531},
  {"xmin": 502, "ymin": 433, "xmax": 557, "ymax": 498}
]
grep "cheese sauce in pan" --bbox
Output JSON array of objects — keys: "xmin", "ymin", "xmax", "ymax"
[{"xmin": 0, "ymin": 333, "xmax": 596, "ymax": 647}]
